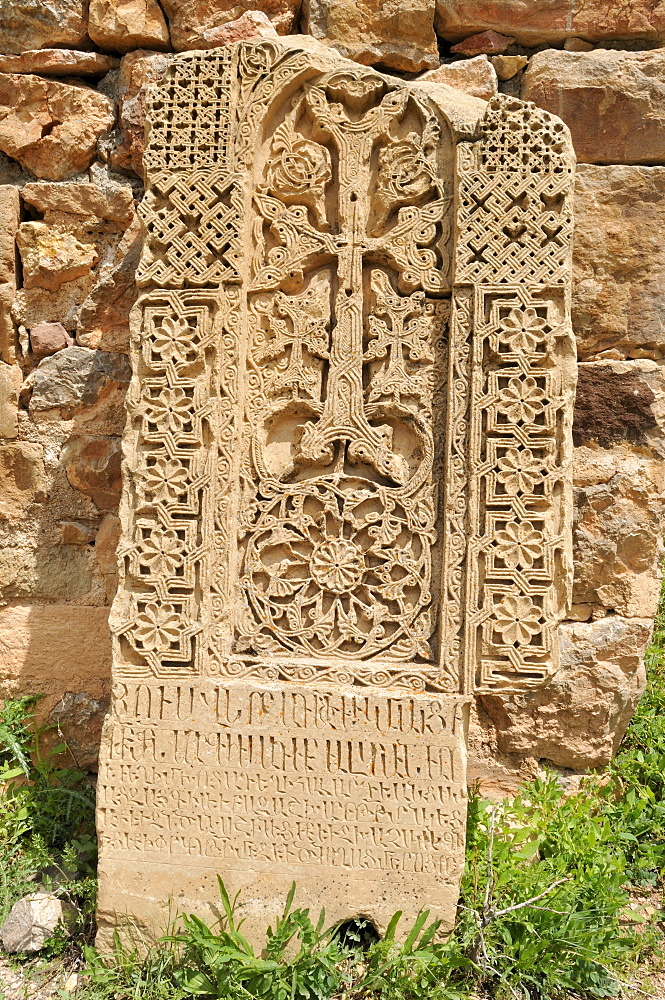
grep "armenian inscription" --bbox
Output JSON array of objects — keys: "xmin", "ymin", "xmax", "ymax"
[{"xmin": 96, "ymin": 36, "xmax": 576, "ymax": 945}]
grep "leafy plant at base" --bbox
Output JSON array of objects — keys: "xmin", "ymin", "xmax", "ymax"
[
  {"xmin": 0, "ymin": 695, "xmax": 97, "ymax": 939},
  {"xmin": 164, "ymin": 878, "xmax": 346, "ymax": 999}
]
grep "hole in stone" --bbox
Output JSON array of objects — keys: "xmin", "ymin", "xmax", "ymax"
[
  {"xmin": 41, "ymin": 120, "xmax": 62, "ymax": 138},
  {"xmin": 335, "ymin": 918, "xmax": 380, "ymax": 950}
]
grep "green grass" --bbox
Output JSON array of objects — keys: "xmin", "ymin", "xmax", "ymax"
[
  {"xmin": 1, "ymin": 601, "xmax": 664, "ymax": 999},
  {"xmin": 0, "ymin": 696, "xmax": 98, "ymax": 950}
]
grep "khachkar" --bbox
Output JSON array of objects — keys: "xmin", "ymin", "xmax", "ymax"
[{"xmin": 96, "ymin": 37, "xmax": 576, "ymax": 944}]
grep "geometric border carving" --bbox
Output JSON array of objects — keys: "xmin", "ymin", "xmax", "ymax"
[{"xmin": 444, "ymin": 97, "xmax": 576, "ymax": 691}]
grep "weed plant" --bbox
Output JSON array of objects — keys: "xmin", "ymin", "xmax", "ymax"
[
  {"xmin": 0, "ymin": 695, "xmax": 97, "ymax": 944},
  {"xmin": 1, "ymin": 600, "xmax": 664, "ymax": 998}
]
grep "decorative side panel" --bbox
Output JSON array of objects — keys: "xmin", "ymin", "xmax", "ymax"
[{"xmin": 450, "ymin": 97, "xmax": 576, "ymax": 692}]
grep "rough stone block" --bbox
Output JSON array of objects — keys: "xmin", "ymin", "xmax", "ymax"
[
  {"xmin": 491, "ymin": 54, "xmax": 527, "ymax": 81},
  {"xmin": 572, "ymin": 361, "xmax": 665, "ymax": 621},
  {"xmin": 0, "ymin": 185, "xmax": 19, "ymax": 365},
  {"xmin": 0, "ymin": 74, "xmax": 115, "ymax": 181},
  {"xmin": 479, "ymin": 616, "xmax": 652, "ymax": 769},
  {"xmin": 0, "ymin": 545, "xmax": 96, "ymax": 603},
  {"xmin": 573, "ymin": 165, "xmax": 665, "ymax": 361},
  {"xmin": 435, "ymin": 0, "xmax": 665, "ymax": 46},
  {"xmin": 76, "ymin": 228, "xmax": 142, "ymax": 352},
  {"xmin": 450, "ymin": 29, "xmax": 514, "ymax": 55},
  {"xmin": 17, "ymin": 223, "xmax": 99, "ymax": 292},
  {"xmin": 29, "ymin": 322, "xmax": 74, "ymax": 358},
  {"xmin": 522, "ymin": 49, "xmax": 665, "ymax": 165},
  {"xmin": 95, "ymin": 513, "xmax": 121, "ymax": 602},
  {"xmin": 0, "ymin": 604, "xmax": 111, "ymax": 769},
  {"xmin": 0, "ymin": 0, "xmax": 87, "ymax": 54},
  {"xmin": 197, "ymin": 9, "xmax": 279, "ymax": 46},
  {"xmin": 0, "ymin": 360, "xmax": 20, "ymax": 438},
  {"xmin": 12, "ymin": 277, "xmax": 94, "ymax": 337},
  {"xmin": 0, "ymin": 50, "xmax": 119, "ymax": 77},
  {"xmin": 418, "ymin": 55, "xmax": 498, "ymax": 101},
  {"xmin": 1, "ymin": 892, "xmax": 76, "ymax": 953},
  {"xmin": 29, "ymin": 348, "xmax": 131, "ymax": 415},
  {"xmin": 0, "ymin": 442, "xmax": 46, "ymax": 523},
  {"xmin": 112, "ymin": 51, "xmax": 172, "ymax": 178},
  {"xmin": 21, "ymin": 182, "xmax": 135, "ymax": 225},
  {"xmin": 302, "ymin": 0, "xmax": 439, "ymax": 72},
  {"xmin": 64, "ymin": 435, "xmax": 123, "ymax": 510},
  {"xmin": 159, "ymin": 0, "xmax": 300, "ymax": 49},
  {"xmin": 88, "ymin": 0, "xmax": 171, "ymax": 53}
]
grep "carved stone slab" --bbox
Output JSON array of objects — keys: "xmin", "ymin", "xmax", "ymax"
[{"xmin": 96, "ymin": 36, "xmax": 575, "ymax": 945}]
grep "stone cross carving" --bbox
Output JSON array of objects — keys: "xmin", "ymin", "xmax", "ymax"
[{"xmin": 96, "ymin": 37, "xmax": 576, "ymax": 947}]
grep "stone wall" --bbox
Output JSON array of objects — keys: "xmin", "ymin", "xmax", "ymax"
[{"xmin": 0, "ymin": 0, "xmax": 663, "ymax": 785}]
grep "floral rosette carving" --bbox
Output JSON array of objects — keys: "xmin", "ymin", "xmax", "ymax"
[
  {"xmin": 494, "ymin": 521, "xmax": 544, "ymax": 570},
  {"xmin": 496, "ymin": 376, "xmax": 546, "ymax": 424},
  {"xmin": 497, "ymin": 306, "xmax": 548, "ymax": 354},
  {"xmin": 237, "ymin": 480, "xmax": 434, "ymax": 661},
  {"xmin": 266, "ymin": 120, "xmax": 332, "ymax": 227},
  {"xmin": 490, "ymin": 593, "xmax": 543, "ymax": 646},
  {"xmin": 377, "ymin": 140, "xmax": 434, "ymax": 204}
]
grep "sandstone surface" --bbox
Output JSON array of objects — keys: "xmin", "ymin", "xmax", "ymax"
[
  {"xmin": 0, "ymin": 185, "xmax": 18, "ymax": 363},
  {"xmin": 17, "ymin": 223, "xmax": 99, "ymax": 292},
  {"xmin": 0, "ymin": 75, "xmax": 115, "ymax": 181},
  {"xmin": 573, "ymin": 165, "xmax": 665, "ymax": 360},
  {"xmin": 480, "ymin": 616, "xmax": 652, "ymax": 769},
  {"xmin": 572, "ymin": 359, "xmax": 665, "ymax": 625},
  {"xmin": 572, "ymin": 447, "xmax": 665, "ymax": 622},
  {"xmin": 522, "ymin": 50, "xmax": 665, "ymax": 165},
  {"xmin": 88, "ymin": 0, "xmax": 171, "ymax": 53},
  {"xmin": 0, "ymin": 360, "xmax": 20, "ymax": 437},
  {"xmin": 0, "ymin": 0, "xmax": 87, "ymax": 54},
  {"xmin": 434, "ymin": 0, "xmax": 665, "ymax": 45},
  {"xmin": 159, "ymin": 0, "xmax": 300, "ymax": 48},
  {"xmin": 418, "ymin": 55, "xmax": 498, "ymax": 100},
  {"xmin": 0, "ymin": 603, "xmax": 111, "ymax": 765},
  {"xmin": 302, "ymin": 0, "xmax": 439, "ymax": 72},
  {"xmin": 0, "ymin": 442, "xmax": 46, "ymax": 523},
  {"xmin": 0, "ymin": 51, "xmax": 118, "ymax": 76}
]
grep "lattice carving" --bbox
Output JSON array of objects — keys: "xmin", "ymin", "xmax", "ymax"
[
  {"xmin": 112, "ymin": 51, "xmax": 574, "ymax": 695},
  {"xmin": 446, "ymin": 97, "xmax": 576, "ymax": 691}
]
